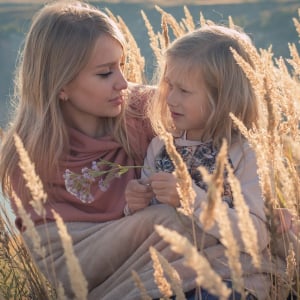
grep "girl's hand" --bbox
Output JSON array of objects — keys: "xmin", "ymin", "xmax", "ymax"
[
  {"xmin": 125, "ymin": 179, "xmax": 154, "ymax": 214},
  {"xmin": 149, "ymin": 172, "xmax": 181, "ymax": 208}
]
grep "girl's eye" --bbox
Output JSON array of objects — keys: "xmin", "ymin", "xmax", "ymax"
[{"xmin": 97, "ymin": 71, "xmax": 112, "ymax": 78}]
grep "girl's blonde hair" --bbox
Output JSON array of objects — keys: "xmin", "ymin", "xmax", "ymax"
[
  {"xmin": 150, "ymin": 25, "xmax": 258, "ymax": 148},
  {"xmin": 0, "ymin": 1, "xmax": 131, "ymax": 199}
]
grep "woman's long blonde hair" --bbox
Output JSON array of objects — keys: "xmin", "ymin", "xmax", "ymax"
[
  {"xmin": 0, "ymin": 0, "xmax": 131, "ymax": 198},
  {"xmin": 150, "ymin": 25, "xmax": 258, "ymax": 149}
]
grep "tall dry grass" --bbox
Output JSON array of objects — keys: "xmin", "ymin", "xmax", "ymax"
[
  {"xmin": 0, "ymin": 5, "xmax": 300, "ymax": 300},
  {"xmin": 0, "ymin": 202, "xmax": 57, "ymax": 299}
]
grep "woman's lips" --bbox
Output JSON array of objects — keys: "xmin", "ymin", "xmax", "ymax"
[{"xmin": 110, "ymin": 96, "xmax": 123, "ymax": 105}]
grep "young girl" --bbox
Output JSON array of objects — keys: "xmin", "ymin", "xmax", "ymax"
[{"xmin": 125, "ymin": 25, "xmax": 283, "ymax": 299}]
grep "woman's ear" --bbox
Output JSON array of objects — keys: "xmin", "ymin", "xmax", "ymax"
[{"xmin": 59, "ymin": 90, "xmax": 68, "ymax": 101}]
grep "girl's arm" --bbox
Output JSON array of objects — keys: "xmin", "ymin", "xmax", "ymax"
[
  {"xmin": 192, "ymin": 141, "xmax": 269, "ymax": 252},
  {"xmin": 140, "ymin": 136, "xmax": 163, "ymax": 180}
]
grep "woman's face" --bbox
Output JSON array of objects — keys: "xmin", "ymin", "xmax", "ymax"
[
  {"xmin": 61, "ymin": 34, "xmax": 128, "ymax": 138},
  {"xmin": 164, "ymin": 61, "xmax": 210, "ymax": 141}
]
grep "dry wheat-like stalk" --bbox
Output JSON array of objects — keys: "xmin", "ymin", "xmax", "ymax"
[
  {"xmin": 182, "ymin": 6, "xmax": 195, "ymax": 32},
  {"xmin": 287, "ymin": 43, "xmax": 300, "ymax": 76},
  {"xmin": 225, "ymin": 158, "xmax": 261, "ymax": 269},
  {"xmin": 56, "ymin": 282, "xmax": 67, "ymax": 300},
  {"xmin": 11, "ymin": 190, "xmax": 45, "ymax": 259},
  {"xmin": 131, "ymin": 270, "xmax": 152, "ymax": 300},
  {"xmin": 292, "ymin": 9, "xmax": 300, "ymax": 40},
  {"xmin": 155, "ymin": 225, "xmax": 231, "ymax": 300},
  {"xmin": 215, "ymin": 201, "xmax": 245, "ymax": 297},
  {"xmin": 155, "ymin": 6, "xmax": 185, "ymax": 38},
  {"xmin": 260, "ymin": 49, "xmax": 281, "ymax": 142},
  {"xmin": 230, "ymin": 47, "xmax": 263, "ymax": 101},
  {"xmin": 199, "ymin": 11, "xmax": 206, "ymax": 27},
  {"xmin": 274, "ymin": 58, "xmax": 300, "ymax": 141},
  {"xmin": 13, "ymin": 134, "xmax": 47, "ymax": 217},
  {"xmin": 228, "ymin": 16, "xmax": 235, "ymax": 29},
  {"xmin": 118, "ymin": 16, "xmax": 145, "ymax": 83},
  {"xmin": 160, "ymin": 131, "xmax": 195, "ymax": 217},
  {"xmin": 150, "ymin": 246, "xmax": 173, "ymax": 298},
  {"xmin": 150, "ymin": 246, "xmax": 186, "ymax": 300},
  {"xmin": 198, "ymin": 139, "xmax": 227, "ymax": 230},
  {"xmin": 275, "ymin": 153, "xmax": 299, "ymax": 216},
  {"xmin": 105, "ymin": 8, "xmax": 145, "ymax": 83},
  {"xmin": 280, "ymin": 144, "xmax": 300, "ymax": 213},
  {"xmin": 161, "ymin": 14, "xmax": 170, "ymax": 49},
  {"xmin": 198, "ymin": 167, "xmax": 217, "ymax": 231},
  {"xmin": 141, "ymin": 10, "xmax": 163, "ymax": 67},
  {"xmin": 51, "ymin": 210, "xmax": 88, "ymax": 300},
  {"xmin": 286, "ymin": 243, "xmax": 296, "ymax": 284}
]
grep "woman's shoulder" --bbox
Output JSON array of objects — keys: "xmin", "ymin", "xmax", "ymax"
[{"xmin": 127, "ymin": 83, "xmax": 156, "ymax": 115}]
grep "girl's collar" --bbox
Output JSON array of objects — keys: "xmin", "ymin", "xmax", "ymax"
[{"xmin": 174, "ymin": 130, "xmax": 213, "ymax": 146}]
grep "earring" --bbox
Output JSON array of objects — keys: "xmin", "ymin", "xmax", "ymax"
[{"xmin": 61, "ymin": 96, "xmax": 68, "ymax": 101}]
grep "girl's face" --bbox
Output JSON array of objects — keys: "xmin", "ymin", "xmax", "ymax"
[
  {"xmin": 61, "ymin": 35, "xmax": 128, "ymax": 138},
  {"xmin": 165, "ymin": 62, "xmax": 210, "ymax": 141}
]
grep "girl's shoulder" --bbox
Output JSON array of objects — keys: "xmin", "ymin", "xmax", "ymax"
[
  {"xmin": 229, "ymin": 138, "xmax": 253, "ymax": 156},
  {"xmin": 148, "ymin": 135, "xmax": 165, "ymax": 150},
  {"xmin": 229, "ymin": 138, "xmax": 257, "ymax": 171}
]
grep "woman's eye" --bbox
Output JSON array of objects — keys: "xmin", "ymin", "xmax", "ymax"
[
  {"xmin": 97, "ymin": 72, "xmax": 112, "ymax": 78},
  {"xmin": 166, "ymin": 82, "xmax": 173, "ymax": 89}
]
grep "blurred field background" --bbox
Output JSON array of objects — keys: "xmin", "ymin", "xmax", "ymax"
[{"xmin": 0, "ymin": 0, "xmax": 299, "ymax": 129}]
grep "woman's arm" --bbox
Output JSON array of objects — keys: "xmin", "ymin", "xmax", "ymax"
[{"xmin": 124, "ymin": 136, "xmax": 161, "ymax": 215}]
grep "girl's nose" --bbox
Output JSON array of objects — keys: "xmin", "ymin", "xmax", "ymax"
[{"xmin": 166, "ymin": 90, "xmax": 178, "ymax": 107}]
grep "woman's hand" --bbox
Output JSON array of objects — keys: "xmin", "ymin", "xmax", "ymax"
[
  {"xmin": 125, "ymin": 179, "xmax": 154, "ymax": 214},
  {"xmin": 149, "ymin": 172, "xmax": 181, "ymax": 208}
]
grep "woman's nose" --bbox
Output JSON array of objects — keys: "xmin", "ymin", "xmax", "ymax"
[{"xmin": 116, "ymin": 71, "xmax": 128, "ymax": 90}]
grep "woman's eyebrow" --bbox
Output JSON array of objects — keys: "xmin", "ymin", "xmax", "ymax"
[{"xmin": 94, "ymin": 62, "xmax": 115, "ymax": 68}]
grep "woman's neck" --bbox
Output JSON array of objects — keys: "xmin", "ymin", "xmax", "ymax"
[
  {"xmin": 67, "ymin": 117, "xmax": 108, "ymax": 139},
  {"xmin": 61, "ymin": 104, "xmax": 109, "ymax": 139}
]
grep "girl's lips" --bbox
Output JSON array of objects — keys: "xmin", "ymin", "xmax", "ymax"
[{"xmin": 171, "ymin": 111, "xmax": 183, "ymax": 118}]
